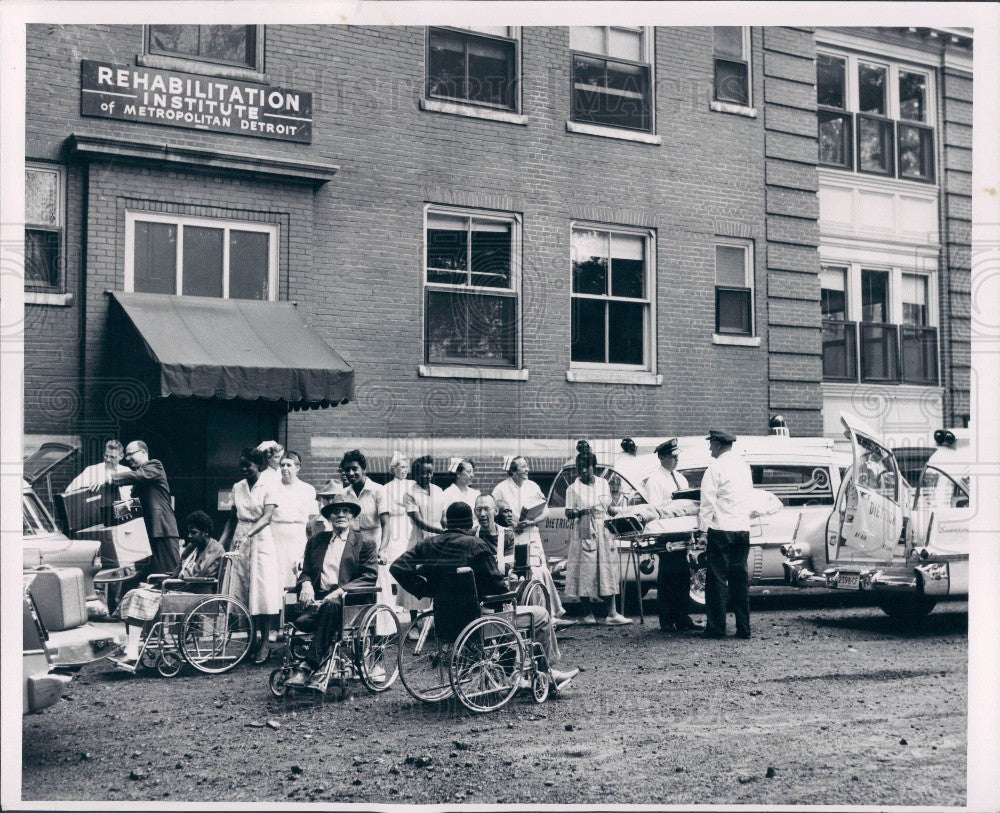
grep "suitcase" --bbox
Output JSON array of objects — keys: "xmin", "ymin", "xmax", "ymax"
[{"xmin": 25, "ymin": 567, "xmax": 87, "ymax": 632}]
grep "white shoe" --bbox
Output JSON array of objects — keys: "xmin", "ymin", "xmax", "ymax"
[
  {"xmin": 579, "ymin": 614, "xmax": 597, "ymax": 625},
  {"xmin": 601, "ymin": 614, "xmax": 634, "ymax": 626},
  {"xmin": 550, "ymin": 667, "xmax": 579, "ymax": 692},
  {"xmin": 368, "ymin": 665, "xmax": 387, "ymax": 683},
  {"xmin": 553, "ymin": 616, "xmax": 577, "ymax": 628}
]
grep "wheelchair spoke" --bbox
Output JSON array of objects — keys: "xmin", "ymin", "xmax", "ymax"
[
  {"xmin": 180, "ymin": 597, "xmax": 254, "ymax": 674},
  {"xmin": 450, "ymin": 617, "xmax": 524, "ymax": 713},
  {"xmin": 398, "ymin": 612, "xmax": 453, "ymax": 703}
]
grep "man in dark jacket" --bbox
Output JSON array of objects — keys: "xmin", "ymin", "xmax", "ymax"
[
  {"xmin": 286, "ymin": 494, "xmax": 378, "ymax": 687},
  {"xmin": 391, "ymin": 501, "xmax": 578, "ymax": 691},
  {"xmin": 101, "ymin": 440, "xmax": 181, "ymax": 574}
]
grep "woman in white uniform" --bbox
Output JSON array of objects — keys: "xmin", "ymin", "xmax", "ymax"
[
  {"xmin": 271, "ymin": 452, "xmax": 318, "ymax": 589},
  {"xmin": 380, "ymin": 453, "xmax": 413, "ymax": 612},
  {"xmin": 222, "ymin": 447, "xmax": 281, "ymax": 664},
  {"xmin": 441, "ymin": 459, "xmax": 480, "ymax": 518},
  {"xmin": 400, "ymin": 455, "xmax": 444, "ymax": 615}
]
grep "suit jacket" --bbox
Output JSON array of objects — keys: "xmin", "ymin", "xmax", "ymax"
[
  {"xmin": 112, "ymin": 459, "xmax": 179, "ymax": 539},
  {"xmin": 298, "ymin": 529, "xmax": 377, "ymax": 597},
  {"xmin": 390, "ymin": 530, "xmax": 507, "ymax": 601}
]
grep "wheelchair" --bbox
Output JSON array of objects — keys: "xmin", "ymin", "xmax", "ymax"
[
  {"xmin": 397, "ymin": 564, "xmax": 555, "ymax": 713},
  {"xmin": 111, "ymin": 552, "xmax": 254, "ymax": 677},
  {"xmin": 268, "ymin": 585, "xmax": 401, "ymax": 701}
]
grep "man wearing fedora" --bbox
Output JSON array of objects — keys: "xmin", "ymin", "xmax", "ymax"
[
  {"xmin": 699, "ymin": 429, "xmax": 754, "ymax": 639},
  {"xmin": 285, "ymin": 493, "xmax": 378, "ymax": 687},
  {"xmin": 645, "ymin": 438, "xmax": 703, "ymax": 632},
  {"xmin": 391, "ymin": 501, "xmax": 579, "ymax": 692}
]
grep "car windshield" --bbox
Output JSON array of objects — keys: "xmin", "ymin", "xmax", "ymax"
[
  {"xmin": 23, "ymin": 491, "xmax": 57, "ymax": 535},
  {"xmin": 854, "ymin": 435, "xmax": 898, "ymax": 502},
  {"xmin": 915, "ymin": 466, "xmax": 969, "ymax": 510}
]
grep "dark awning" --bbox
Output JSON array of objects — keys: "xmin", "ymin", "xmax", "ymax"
[{"xmin": 109, "ymin": 292, "xmax": 354, "ymax": 409}]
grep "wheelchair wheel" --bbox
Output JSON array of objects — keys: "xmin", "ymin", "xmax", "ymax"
[
  {"xmin": 355, "ymin": 605, "xmax": 401, "ymax": 693},
  {"xmin": 180, "ymin": 596, "xmax": 254, "ymax": 674},
  {"xmin": 449, "ymin": 616, "xmax": 524, "ymax": 713},
  {"xmin": 289, "ymin": 631, "xmax": 311, "ymax": 662},
  {"xmin": 269, "ymin": 666, "xmax": 290, "ymax": 698},
  {"xmin": 398, "ymin": 611, "xmax": 453, "ymax": 703},
  {"xmin": 156, "ymin": 651, "xmax": 183, "ymax": 678},
  {"xmin": 531, "ymin": 671, "xmax": 550, "ymax": 704},
  {"xmin": 516, "ymin": 579, "xmax": 551, "ymax": 615}
]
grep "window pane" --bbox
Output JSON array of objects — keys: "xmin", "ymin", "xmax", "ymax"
[
  {"xmin": 898, "ymin": 71, "xmax": 926, "ymax": 122},
  {"xmin": 898, "ymin": 124, "xmax": 934, "ymax": 181},
  {"xmin": 573, "ymin": 53, "xmax": 605, "ymax": 89},
  {"xmin": 427, "ymin": 28, "xmax": 467, "ymax": 101},
  {"xmin": 901, "ymin": 326, "xmax": 937, "ymax": 383},
  {"xmin": 608, "ymin": 28, "xmax": 642, "ymax": 62},
  {"xmin": 25, "ymin": 168, "xmax": 58, "ymax": 227},
  {"xmin": 858, "ymin": 63, "xmax": 887, "ymax": 115},
  {"xmin": 133, "ymin": 221, "xmax": 177, "ymax": 295},
  {"xmin": 201, "ymin": 25, "xmax": 254, "ymax": 67},
  {"xmin": 570, "ymin": 27, "xmax": 605, "ymax": 55},
  {"xmin": 821, "ymin": 267, "xmax": 848, "ymax": 320},
  {"xmin": 467, "ymin": 36, "xmax": 515, "ymax": 108},
  {"xmin": 425, "ymin": 290, "xmax": 516, "ymax": 366},
  {"xmin": 24, "ymin": 230, "xmax": 59, "ymax": 288},
  {"xmin": 427, "ymin": 222, "xmax": 468, "ymax": 285},
  {"xmin": 571, "ymin": 297, "xmax": 606, "ymax": 363},
  {"xmin": 464, "ymin": 26, "xmax": 510, "ymax": 37},
  {"xmin": 716, "ymin": 288, "xmax": 751, "ymax": 335},
  {"xmin": 901, "ymin": 274, "xmax": 927, "ymax": 326},
  {"xmin": 818, "ymin": 110, "xmax": 852, "ymax": 168},
  {"xmin": 572, "ymin": 229, "xmax": 609, "ymax": 295},
  {"xmin": 182, "ymin": 226, "xmax": 224, "ymax": 298},
  {"xmin": 228, "ymin": 230, "xmax": 270, "ymax": 300},
  {"xmin": 149, "ymin": 25, "xmax": 200, "ymax": 57},
  {"xmin": 858, "ymin": 116, "xmax": 893, "ymax": 174},
  {"xmin": 714, "ymin": 59, "xmax": 749, "ymax": 106},
  {"xmin": 816, "ymin": 54, "xmax": 846, "ymax": 108},
  {"xmin": 713, "ymin": 27, "xmax": 744, "ymax": 59},
  {"xmin": 610, "ymin": 234, "xmax": 645, "ymax": 298},
  {"xmin": 608, "ymin": 301, "xmax": 644, "ymax": 364},
  {"xmin": 715, "ymin": 245, "xmax": 747, "ymax": 287},
  {"xmin": 579, "ymin": 60, "xmax": 649, "ymax": 131},
  {"xmin": 861, "ymin": 269, "xmax": 889, "ymax": 323},
  {"xmin": 470, "ymin": 222, "xmax": 511, "ymax": 288},
  {"xmin": 822, "ymin": 320, "xmax": 857, "ymax": 381},
  {"xmin": 860, "ymin": 323, "xmax": 899, "ymax": 381}
]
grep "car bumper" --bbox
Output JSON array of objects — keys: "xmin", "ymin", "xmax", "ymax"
[
  {"xmin": 45, "ymin": 622, "xmax": 125, "ymax": 669},
  {"xmin": 783, "ymin": 561, "xmax": 950, "ymax": 597},
  {"xmin": 25, "ymin": 671, "xmax": 72, "ymax": 713}
]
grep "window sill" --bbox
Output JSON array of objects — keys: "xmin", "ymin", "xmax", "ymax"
[
  {"xmin": 136, "ymin": 53, "xmax": 267, "ymax": 84},
  {"xmin": 25, "ymin": 291, "xmax": 73, "ymax": 307},
  {"xmin": 420, "ymin": 98, "xmax": 528, "ymax": 126},
  {"xmin": 709, "ymin": 100, "xmax": 757, "ymax": 118},
  {"xmin": 418, "ymin": 364, "xmax": 528, "ymax": 381},
  {"xmin": 712, "ymin": 334, "xmax": 760, "ymax": 347},
  {"xmin": 565, "ymin": 121, "xmax": 662, "ymax": 145},
  {"xmin": 566, "ymin": 369, "xmax": 662, "ymax": 386}
]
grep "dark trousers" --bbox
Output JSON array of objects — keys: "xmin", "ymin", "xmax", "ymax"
[
  {"xmin": 704, "ymin": 529, "xmax": 750, "ymax": 637},
  {"xmin": 295, "ymin": 597, "xmax": 343, "ymax": 669},
  {"xmin": 657, "ymin": 550, "xmax": 692, "ymax": 625},
  {"xmin": 150, "ymin": 536, "xmax": 181, "ymax": 574}
]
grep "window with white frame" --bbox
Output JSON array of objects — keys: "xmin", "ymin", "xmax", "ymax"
[
  {"xmin": 424, "ymin": 208, "xmax": 519, "ymax": 368},
  {"xmin": 820, "ymin": 262, "xmax": 938, "ymax": 384},
  {"xmin": 426, "ymin": 27, "xmax": 519, "ymax": 111},
  {"xmin": 713, "ymin": 27, "xmax": 751, "ymax": 107},
  {"xmin": 24, "ymin": 164, "xmax": 64, "ymax": 292},
  {"xmin": 147, "ymin": 25, "xmax": 261, "ymax": 70},
  {"xmin": 570, "ymin": 26, "xmax": 653, "ymax": 133},
  {"xmin": 125, "ymin": 213, "xmax": 277, "ymax": 300},
  {"xmin": 571, "ymin": 225, "xmax": 654, "ymax": 367},
  {"xmin": 714, "ymin": 241, "xmax": 754, "ymax": 337},
  {"xmin": 816, "ymin": 49, "xmax": 935, "ymax": 182}
]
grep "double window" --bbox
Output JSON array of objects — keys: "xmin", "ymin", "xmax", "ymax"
[
  {"xmin": 125, "ymin": 213, "xmax": 277, "ymax": 300},
  {"xmin": 147, "ymin": 25, "xmax": 260, "ymax": 70},
  {"xmin": 714, "ymin": 241, "xmax": 755, "ymax": 337},
  {"xmin": 713, "ymin": 27, "xmax": 751, "ymax": 108},
  {"xmin": 24, "ymin": 164, "xmax": 64, "ymax": 292},
  {"xmin": 817, "ymin": 50, "xmax": 935, "ymax": 182},
  {"xmin": 426, "ymin": 27, "xmax": 519, "ymax": 112},
  {"xmin": 424, "ymin": 208, "xmax": 520, "ymax": 368},
  {"xmin": 821, "ymin": 263, "xmax": 938, "ymax": 384},
  {"xmin": 570, "ymin": 26, "xmax": 653, "ymax": 133},
  {"xmin": 571, "ymin": 225, "xmax": 654, "ymax": 368}
]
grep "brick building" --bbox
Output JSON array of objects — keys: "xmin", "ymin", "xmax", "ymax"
[{"xmin": 22, "ymin": 25, "xmax": 972, "ymax": 526}]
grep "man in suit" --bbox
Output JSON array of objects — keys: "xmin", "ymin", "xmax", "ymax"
[
  {"xmin": 96, "ymin": 440, "xmax": 181, "ymax": 575},
  {"xmin": 285, "ymin": 493, "xmax": 378, "ymax": 687}
]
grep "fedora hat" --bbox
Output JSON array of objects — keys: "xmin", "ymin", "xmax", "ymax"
[{"xmin": 320, "ymin": 493, "xmax": 362, "ymax": 520}]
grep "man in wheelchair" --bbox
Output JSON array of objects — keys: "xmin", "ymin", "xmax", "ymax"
[
  {"xmin": 391, "ymin": 501, "xmax": 579, "ymax": 692},
  {"xmin": 285, "ymin": 494, "xmax": 379, "ymax": 688}
]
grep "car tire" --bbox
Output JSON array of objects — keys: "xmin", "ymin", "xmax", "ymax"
[
  {"xmin": 877, "ymin": 595, "xmax": 937, "ymax": 621},
  {"xmin": 688, "ymin": 567, "xmax": 707, "ymax": 613}
]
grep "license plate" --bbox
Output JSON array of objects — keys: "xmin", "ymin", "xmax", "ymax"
[{"xmin": 837, "ymin": 573, "xmax": 860, "ymax": 590}]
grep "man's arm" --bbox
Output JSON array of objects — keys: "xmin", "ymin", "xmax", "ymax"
[
  {"xmin": 470, "ymin": 537, "xmax": 509, "ymax": 596},
  {"xmin": 110, "ymin": 460, "xmax": 166, "ymax": 486},
  {"xmin": 389, "ymin": 543, "xmax": 431, "ymax": 599},
  {"xmin": 698, "ymin": 465, "xmax": 717, "ymax": 532}
]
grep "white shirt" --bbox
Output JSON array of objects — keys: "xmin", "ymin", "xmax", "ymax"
[
  {"xmin": 65, "ymin": 462, "xmax": 132, "ymax": 500},
  {"xmin": 492, "ymin": 478, "xmax": 548, "ymax": 544},
  {"xmin": 441, "ymin": 483, "xmax": 481, "ymax": 512},
  {"xmin": 271, "ymin": 479, "xmax": 317, "ymax": 524},
  {"xmin": 644, "ymin": 467, "xmax": 689, "ymax": 508},
  {"xmin": 699, "ymin": 449, "xmax": 754, "ymax": 532},
  {"xmin": 320, "ymin": 530, "xmax": 349, "ymax": 592}
]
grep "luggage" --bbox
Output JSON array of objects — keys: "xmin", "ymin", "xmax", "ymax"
[{"xmin": 25, "ymin": 567, "xmax": 87, "ymax": 632}]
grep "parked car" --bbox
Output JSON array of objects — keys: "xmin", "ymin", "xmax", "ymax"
[
  {"xmin": 783, "ymin": 413, "xmax": 970, "ymax": 620},
  {"xmin": 541, "ymin": 435, "xmax": 850, "ymax": 615},
  {"xmin": 22, "ymin": 576, "xmax": 72, "ymax": 714}
]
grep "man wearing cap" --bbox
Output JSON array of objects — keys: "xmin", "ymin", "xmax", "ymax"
[
  {"xmin": 285, "ymin": 494, "xmax": 378, "ymax": 687},
  {"xmin": 391, "ymin": 501, "xmax": 579, "ymax": 692},
  {"xmin": 645, "ymin": 439, "xmax": 702, "ymax": 632},
  {"xmin": 699, "ymin": 429, "xmax": 754, "ymax": 639}
]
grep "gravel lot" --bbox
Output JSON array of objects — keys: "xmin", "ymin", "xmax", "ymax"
[{"xmin": 22, "ymin": 591, "xmax": 967, "ymax": 807}]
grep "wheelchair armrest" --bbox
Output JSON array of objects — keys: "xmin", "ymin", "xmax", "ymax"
[
  {"xmin": 145, "ymin": 573, "xmax": 170, "ymax": 586},
  {"xmin": 181, "ymin": 577, "xmax": 217, "ymax": 585},
  {"xmin": 343, "ymin": 585, "xmax": 380, "ymax": 595},
  {"xmin": 481, "ymin": 591, "xmax": 518, "ymax": 609},
  {"xmin": 161, "ymin": 578, "xmax": 188, "ymax": 590}
]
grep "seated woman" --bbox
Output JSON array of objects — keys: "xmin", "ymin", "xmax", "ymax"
[{"xmin": 111, "ymin": 511, "xmax": 225, "ymax": 667}]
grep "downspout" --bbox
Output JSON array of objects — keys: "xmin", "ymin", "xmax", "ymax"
[{"xmin": 935, "ymin": 39, "xmax": 953, "ymax": 427}]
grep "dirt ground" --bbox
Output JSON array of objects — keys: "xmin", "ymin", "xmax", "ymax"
[{"xmin": 21, "ymin": 591, "xmax": 968, "ymax": 808}]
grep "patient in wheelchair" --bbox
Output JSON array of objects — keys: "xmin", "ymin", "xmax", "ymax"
[{"xmin": 113, "ymin": 510, "xmax": 225, "ymax": 666}]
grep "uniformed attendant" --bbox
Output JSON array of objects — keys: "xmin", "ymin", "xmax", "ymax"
[
  {"xmin": 698, "ymin": 429, "xmax": 754, "ymax": 639},
  {"xmin": 645, "ymin": 438, "xmax": 702, "ymax": 632}
]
